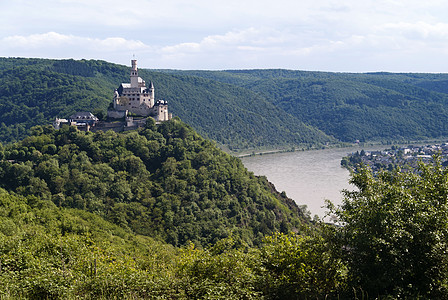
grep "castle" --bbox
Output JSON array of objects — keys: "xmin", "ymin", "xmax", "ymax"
[
  {"xmin": 54, "ymin": 59, "xmax": 171, "ymax": 131},
  {"xmin": 108, "ymin": 59, "xmax": 171, "ymax": 121}
]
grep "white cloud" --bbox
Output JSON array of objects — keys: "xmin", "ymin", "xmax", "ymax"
[
  {"xmin": 4, "ymin": 32, "xmax": 74, "ymax": 48},
  {"xmin": 2, "ymin": 0, "xmax": 448, "ymax": 71},
  {"xmin": 2, "ymin": 32, "xmax": 150, "ymax": 51},
  {"xmin": 156, "ymin": 28, "xmax": 295, "ymax": 68},
  {"xmin": 161, "ymin": 27, "xmax": 292, "ymax": 54},
  {"xmin": 380, "ymin": 21, "xmax": 448, "ymax": 40},
  {"xmin": 0, "ymin": 32, "xmax": 153, "ymax": 65}
]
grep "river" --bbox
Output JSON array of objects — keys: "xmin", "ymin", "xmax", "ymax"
[{"xmin": 240, "ymin": 146, "xmax": 386, "ymax": 218}]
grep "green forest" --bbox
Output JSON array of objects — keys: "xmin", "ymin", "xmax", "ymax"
[
  {"xmin": 0, "ymin": 57, "xmax": 334, "ymax": 150},
  {"xmin": 0, "ymin": 120, "xmax": 448, "ymax": 299},
  {"xmin": 5, "ymin": 57, "xmax": 448, "ymax": 150},
  {"xmin": 0, "ymin": 119, "xmax": 304, "ymax": 247},
  {"xmin": 2, "ymin": 57, "xmax": 448, "ymax": 298},
  {"xmin": 165, "ymin": 69, "xmax": 448, "ymax": 143}
]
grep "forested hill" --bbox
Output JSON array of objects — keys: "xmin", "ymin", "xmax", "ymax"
[
  {"xmin": 2, "ymin": 123, "xmax": 448, "ymax": 299},
  {"xmin": 0, "ymin": 119, "xmax": 306, "ymax": 247},
  {"xmin": 161, "ymin": 69, "xmax": 448, "ymax": 143},
  {"xmin": 0, "ymin": 57, "xmax": 334, "ymax": 150},
  {"xmin": 4, "ymin": 57, "xmax": 448, "ymax": 148}
]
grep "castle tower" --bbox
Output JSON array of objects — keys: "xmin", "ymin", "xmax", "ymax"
[
  {"xmin": 155, "ymin": 100, "xmax": 170, "ymax": 121},
  {"xmin": 108, "ymin": 58, "xmax": 171, "ymax": 121},
  {"xmin": 130, "ymin": 59, "xmax": 139, "ymax": 88},
  {"xmin": 149, "ymin": 81, "xmax": 155, "ymax": 107}
]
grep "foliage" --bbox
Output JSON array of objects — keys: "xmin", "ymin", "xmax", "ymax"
[
  {"xmin": 165, "ymin": 69, "xmax": 448, "ymax": 143},
  {"xmin": 3, "ymin": 124, "xmax": 448, "ymax": 298},
  {"xmin": 0, "ymin": 57, "xmax": 334, "ymax": 149},
  {"xmin": 0, "ymin": 58, "xmax": 125, "ymax": 144},
  {"xmin": 5, "ymin": 57, "xmax": 448, "ymax": 298},
  {"xmin": 4, "ymin": 57, "xmax": 448, "ymax": 147},
  {"xmin": 258, "ymin": 232, "xmax": 346, "ymax": 299},
  {"xmin": 0, "ymin": 120, "xmax": 306, "ymax": 247},
  {"xmin": 0, "ymin": 187, "xmax": 343, "ymax": 299},
  {"xmin": 328, "ymin": 158, "xmax": 448, "ymax": 298},
  {"xmin": 0, "ymin": 188, "xmax": 181, "ymax": 299},
  {"xmin": 147, "ymin": 71, "xmax": 335, "ymax": 150},
  {"xmin": 0, "ymin": 119, "xmax": 345, "ymax": 299},
  {"xmin": 178, "ymin": 238, "xmax": 261, "ymax": 299}
]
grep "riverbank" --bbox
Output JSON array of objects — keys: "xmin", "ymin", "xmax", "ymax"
[
  {"xmin": 233, "ymin": 138, "xmax": 448, "ymax": 158},
  {"xmin": 342, "ymin": 142, "xmax": 448, "ymax": 174},
  {"xmin": 239, "ymin": 139, "xmax": 448, "ymax": 217},
  {"xmin": 233, "ymin": 142, "xmax": 352, "ymax": 158}
]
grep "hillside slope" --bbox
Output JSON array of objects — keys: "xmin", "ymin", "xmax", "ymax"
[
  {"xmin": 0, "ymin": 119, "xmax": 307, "ymax": 246},
  {"xmin": 5, "ymin": 57, "xmax": 448, "ymax": 146},
  {"xmin": 0, "ymin": 58, "xmax": 126, "ymax": 143},
  {"xmin": 0, "ymin": 57, "xmax": 334, "ymax": 149},
  {"xmin": 164, "ymin": 69, "xmax": 448, "ymax": 142}
]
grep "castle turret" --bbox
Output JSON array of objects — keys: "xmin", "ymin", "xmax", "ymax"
[
  {"xmin": 130, "ymin": 59, "xmax": 139, "ymax": 88},
  {"xmin": 154, "ymin": 100, "xmax": 170, "ymax": 121},
  {"xmin": 113, "ymin": 89, "xmax": 119, "ymax": 109},
  {"xmin": 149, "ymin": 81, "xmax": 155, "ymax": 107}
]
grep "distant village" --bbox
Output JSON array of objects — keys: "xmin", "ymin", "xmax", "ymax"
[
  {"xmin": 54, "ymin": 59, "xmax": 171, "ymax": 132},
  {"xmin": 342, "ymin": 143, "xmax": 448, "ymax": 173}
]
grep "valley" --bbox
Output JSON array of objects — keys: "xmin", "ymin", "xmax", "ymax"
[{"xmin": 1, "ymin": 57, "xmax": 448, "ymax": 298}]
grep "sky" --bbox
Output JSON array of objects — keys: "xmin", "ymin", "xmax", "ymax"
[{"xmin": 1, "ymin": 0, "xmax": 448, "ymax": 72}]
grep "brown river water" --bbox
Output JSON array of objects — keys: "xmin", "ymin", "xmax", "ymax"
[{"xmin": 240, "ymin": 146, "xmax": 388, "ymax": 217}]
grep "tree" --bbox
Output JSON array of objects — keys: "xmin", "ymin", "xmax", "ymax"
[
  {"xmin": 145, "ymin": 117, "xmax": 156, "ymax": 130},
  {"xmin": 259, "ymin": 232, "xmax": 345, "ymax": 299},
  {"xmin": 92, "ymin": 108, "xmax": 106, "ymax": 120},
  {"xmin": 178, "ymin": 238, "xmax": 260, "ymax": 299},
  {"xmin": 328, "ymin": 158, "xmax": 448, "ymax": 298}
]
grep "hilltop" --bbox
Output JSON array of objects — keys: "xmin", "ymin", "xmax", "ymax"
[
  {"xmin": 0, "ymin": 57, "xmax": 334, "ymax": 150},
  {"xmin": 0, "ymin": 119, "xmax": 306, "ymax": 247},
  {"xmin": 2, "ymin": 127, "xmax": 448, "ymax": 299},
  {"xmin": 4, "ymin": 57, "xmax": 448, "ymax": 150},
  {"xmin": 161, "ymin": 69, "xmax": 448, "ymax": 143}
]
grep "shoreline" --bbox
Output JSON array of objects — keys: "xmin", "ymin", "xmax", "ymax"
[{"xmin": 232, "ymin": 138, "xmax": 448, "ymax": 158}]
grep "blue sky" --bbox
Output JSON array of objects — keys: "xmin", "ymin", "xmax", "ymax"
[{"xmin": 2, "ymin": 0, "xmax": 448, "ymax": 72}]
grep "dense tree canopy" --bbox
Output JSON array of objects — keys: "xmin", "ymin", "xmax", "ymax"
[
  {"xmin": 0, "ymin": 186, "xmax": 341, "ymax": 299},
  {"xmin": 328, "ymin": 158, "xmax": 448, "ymax": 298},
  {"xmin": 0, "ymin": 119, "xmax": 306, "ymax": 247},
  {"xmin": 3, "ymin": 57, "xmax": 448, "ymax": 298},
  {"xmin": 0, "ymin": 57, "xmax": 334, "ymax": 149},
  {"xmin": 5, "ymin": 57, "xmax": 448, "ymax": 148},
  {"xmin": 1, "ymin": 121, "xmax": 448, "ymax": 298},
  {"xmin": 168, "ymin": 69, "xmax": 448, "ymax": 143}
]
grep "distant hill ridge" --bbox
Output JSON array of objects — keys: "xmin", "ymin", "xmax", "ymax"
[
  {"xmin": 2, "ymin": 57, "xmax": 448, "ymax": 148},
  {"xmin": 0, "ymin": 57, "xmax": 333, "ymax": 150},
  {"xmin": 162, "ymin": 69, "xmax": 448, "ymax": 143}
]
